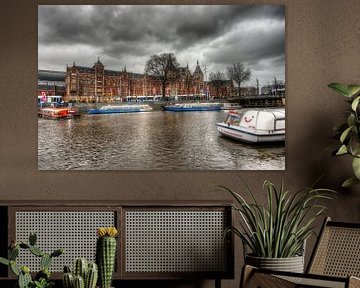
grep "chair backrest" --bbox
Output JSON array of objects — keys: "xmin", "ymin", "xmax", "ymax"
[{"xmin": 307, "ymin": 217, "xmax": 360, "ymax": 277}]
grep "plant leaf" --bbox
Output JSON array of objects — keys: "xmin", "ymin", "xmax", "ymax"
[
  {"xmin": 340, "ymin": 126, "xmax": 353, "ymax": 143},
  {"xmin": 347, "ymin": 114, "xmax": 356, "ymax": 127},
  {"xmin": 352, "ymin": 157, "xmax": 360, "ymax": 179},
  {"xmin": 342, "ymin": 177, "xmax": 360, "ymax": 188},
  {"xmin": 328, "ymin": 83, "xmax": 351, "ymax": 97},
  {"xmin": 336, "ymin": 145, "xmax": 348, "ymax": 155},
  {"xmin": 347, "ymin": 85, "xmax": 360, "ymax": 97},
  {"xmin": 0, "ymin": 257, "xmax": 9, "ymax": 266},
  {"xmin": 351, "ymin": 96, "xmax": 360, "ymax": 112}
]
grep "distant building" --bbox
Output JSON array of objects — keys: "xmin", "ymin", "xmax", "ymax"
[
  {"xmin": 38, "ymin": 70, "xmax": 66, "ymax": 97},
  {"xmin": 65, "ymin": 58, "xmax": 212, "ymax": 103},
  {"xmin": 208, "ymin": 80, "xmax": 234, "ymax": 99},
  {"xmin": 65, "ymin": 59, "xmax": 233, "ymax": 102}
]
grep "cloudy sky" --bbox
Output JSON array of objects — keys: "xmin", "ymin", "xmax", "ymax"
[{"xmin": 38, "ymin": 5, "xmax": 285, "ymax": 86}]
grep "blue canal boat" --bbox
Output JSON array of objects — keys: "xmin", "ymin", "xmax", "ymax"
[
  {"xmin": 88, "ymin": 104, "xmax": 153, "ymax": 114},
  {"xmin": 164, "ymin": 102, "xmax": 222, "ymax": 112}
]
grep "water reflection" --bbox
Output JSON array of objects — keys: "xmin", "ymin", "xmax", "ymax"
[{"xmin": 38, "ymin": 111, "xmax": 285, "ymax": 170}]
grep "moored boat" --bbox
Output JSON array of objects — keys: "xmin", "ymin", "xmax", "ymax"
[
  {"xmin": 88, "ymin": 104, "xmax": 153, "ymax": 114},
  {"xmin": 38, "ymin": 107, "xmax": 78, "ymax": 120},
  {"xmin": 164, "ymin": 102, "xmax": 222, "ymax": 112},
  {"xmin": 220, "ymin": 103, "xmax": 242, "ymax": 110},
  {"xmin": 216, "ymin": 108, "xmax": 285, "ymax": 143}
]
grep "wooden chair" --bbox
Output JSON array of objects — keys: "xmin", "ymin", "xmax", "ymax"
[{"xmin": 241, "ymin": 217, "xmax": 360, "ymax": 288}]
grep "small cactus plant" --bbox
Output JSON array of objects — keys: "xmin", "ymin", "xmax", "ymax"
[
  {"xmin": 96, "ymin": 227, "xmax": 118, "ymax": 288},
  {"xmin": 0, "ymin": 232, "xmax": 63, "ymax": 288},
  {"xmin": 62, "ymin": 259, "xmax": 98, "ymax": 288}
]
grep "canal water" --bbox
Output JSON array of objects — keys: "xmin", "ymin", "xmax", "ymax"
[{"xmin": 38, "ymin": 110, "xmax": 285, "ymax": 170}]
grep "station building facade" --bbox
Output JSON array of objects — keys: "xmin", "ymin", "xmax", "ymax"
[{"xmin": 64, "ymin": 58, "xmax": 233, "ymax": 102}]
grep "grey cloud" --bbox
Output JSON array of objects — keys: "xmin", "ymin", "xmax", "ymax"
[{"xmin": 38, "ymin": 5, "xmax": 285, "ymax": 83}]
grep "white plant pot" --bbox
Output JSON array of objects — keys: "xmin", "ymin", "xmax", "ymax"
[{"xmin": 245, "ymin": 254, "xmax": 305, "ymax": 273}]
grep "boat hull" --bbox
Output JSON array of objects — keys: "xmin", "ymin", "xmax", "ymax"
[
  {"xmin": 164, "ymin": 106, "xmax": 221, "ymax": 112},
  {"xmin": 88, "ymin": 106, "xmax": 152, "ymax": 114},
  {"xmin": 89, "ymin": 108, "xmax": 142, "ymax": 114},
  {"xmin": 216, "ymin": 123, "xmax": 285, "ymax": 143},
  {"xmin": 39, "ymin": 108, "xmax": 78, "ymax": 120}
]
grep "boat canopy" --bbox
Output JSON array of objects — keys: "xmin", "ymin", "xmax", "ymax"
[{"xmin": 239, "ymin": 109, "xmax": 285, "ymax": 131}]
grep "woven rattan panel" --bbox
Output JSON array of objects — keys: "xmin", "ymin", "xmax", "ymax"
[
  {"xmin": 277, "ymin": 275, "xmax": 345, "ymax": 288},
  {"xmin": 15, "ymin": 211, "xmax": 115, "ymax": 272},
  {"xmin": 125, "ymin": 210, "xmax": 227, "ymax": 273},
  {"xmin": 310, "ymin": 226, "xmax": 360, "ymax": 277}
]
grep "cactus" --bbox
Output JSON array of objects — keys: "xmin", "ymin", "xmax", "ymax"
[
  {"xmin": 18, "ymin": 270, "xmax": 32, "ymax": 288},
  {"xmin": 0, "ymin": 233, "xmax": 63, "ymax": 288},
  {"xmin": 74, "ymin": 258, "xmax": 88, "ymax": 279},
  {"xmin": 10, "ymin": 260, "xmax": 21, "ymax": 276},
  {"xmin": 51, "ymin": 248, "xmax": 64, "ymax": 258},
  {"xmin": 73, "ymin": 275, "xmax": 85, "ymax": 288},
  {"xmin": 85, "ymin": 263, "xmax": 98, "ymax": 288},
  {"xmin": 0, "ymin": 257, "xmax": 9, "ymax": 266},
  {"xmin": 96, "ymin": 227, "xmax": 118, "ymax": 288},
  {"xmin": 9, "ymin": 246, "xmax": 19, "ymax": 260},
  {"xmin": 35, "ymin": 268, "xmax": 51, "ymax": 281},
  {"xmin": 63, "ymin": 265, "xmax": 72, "ymax": 273},
  {"xmin": 41, "ymin": 253, "xmax": 52, "ymax": 270},
  {"xmin": 29, "ymin": 245, "xmax": 44, "ymax": 257},
  {"xmin": 63, "ymin": 259, "xmax": 98, "ymax": 288},
  {"xmin": 63, "ymin": 272, "xmax": 74, "ymax": 288},
  {"xmin": 29, "ymin": 232, "xmax": 37, "ymax": 246}
]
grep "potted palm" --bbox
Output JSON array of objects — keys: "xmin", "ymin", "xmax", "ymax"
[{"xmin": 222, "ymin": 179, "xmax": 334, "ymax": 273}]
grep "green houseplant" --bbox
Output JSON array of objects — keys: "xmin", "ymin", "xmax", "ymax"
[
  {"xmin": 222, "ymin": 179, "xmax": 334, "ymax": 272},
  {"xmin": 0, "ymin": 232, "xmax": 63, "ymax": 288},
  {"xmin": 328, "ymin": 83, "xmax": 360, "ymax": 187}
]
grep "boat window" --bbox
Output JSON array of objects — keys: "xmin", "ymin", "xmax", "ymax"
[{"xmin": 226, "ymin": 113, "xmax": 242, "ymax": 125}]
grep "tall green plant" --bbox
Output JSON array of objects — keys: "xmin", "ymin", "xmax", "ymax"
[
  {"xmin": 328, "ymin": 83, "xmax": 360, "ymax": 187},
  {"xmin": 222, "ymin": 179, "xmax": 334, "ymax": 258}
]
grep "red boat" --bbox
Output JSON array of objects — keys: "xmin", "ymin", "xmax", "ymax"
[{"xmin": 38, "ymin": 107, "xmax": 79, "ymax": 120}]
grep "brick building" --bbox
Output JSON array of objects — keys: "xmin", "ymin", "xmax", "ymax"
[{"xmin": 64, "ymin": 58, "xmax": 231, "ymax": 102}]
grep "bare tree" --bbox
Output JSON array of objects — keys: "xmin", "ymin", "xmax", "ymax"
[
  {"xmin": 183, "ymin": 69, "xmax": 194, "ymax": 97},
  {"xmin": 227, "ymin": 63, "xmax": 251, "ymax": 96},
  {"xmin": 209, "ymin": 71, "xmax": 226, "ymax": 98},
  {"xmin": 145, "ymin": 53, "xmax": 179, "ymax": 100}
]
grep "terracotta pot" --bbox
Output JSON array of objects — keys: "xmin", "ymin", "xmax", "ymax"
[{"xmin": 245, "ymin": 254, "xmax": 305, "ymax": 273}]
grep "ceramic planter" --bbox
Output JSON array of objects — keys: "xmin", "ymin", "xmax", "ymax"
[{"xmin": 245, "ymin": 254, "xmax": 305, "ymax": 273}]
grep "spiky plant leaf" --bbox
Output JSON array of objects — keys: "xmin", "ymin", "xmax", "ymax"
[{"xmin": 222, "ymin": 179, "xmax": 335, "ymax": 258}]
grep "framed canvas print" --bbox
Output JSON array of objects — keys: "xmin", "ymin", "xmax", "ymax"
[{"xmin": 38, "ymin": 5, "xmax": 285, "ymax": 170}]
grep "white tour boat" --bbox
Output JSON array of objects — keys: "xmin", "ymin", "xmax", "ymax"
[{"xmin": 216, "ymin": 108, "xmax": 285, "ymax": 143}]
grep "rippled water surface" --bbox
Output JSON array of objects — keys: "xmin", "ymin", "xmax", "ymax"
[{"xmin": 38, "ymin": 110, "xmax": 285, "ymax": 170}]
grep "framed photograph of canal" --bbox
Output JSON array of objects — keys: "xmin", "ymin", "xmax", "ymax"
[{"xmin": 38, "ymin": 5, "xmax": 285, "ymax": 170}]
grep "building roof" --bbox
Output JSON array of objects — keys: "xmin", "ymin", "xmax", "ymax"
[
  {"xmin": 193, "ymin": 60, "xmax": 203, "ymax": 75},
  {"xmin": 38, "ymin": 70, "xmax": 66, "ymax": 82}
]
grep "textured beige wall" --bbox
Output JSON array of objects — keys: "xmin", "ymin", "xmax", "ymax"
[{"xmin": 0, "ymin": 1, "xmax": 359, "ymax": 287}]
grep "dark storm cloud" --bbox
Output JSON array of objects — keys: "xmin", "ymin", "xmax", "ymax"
[{"xmin": 38, "ymin": 5, "xmax": 285, "ymax": 83}]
